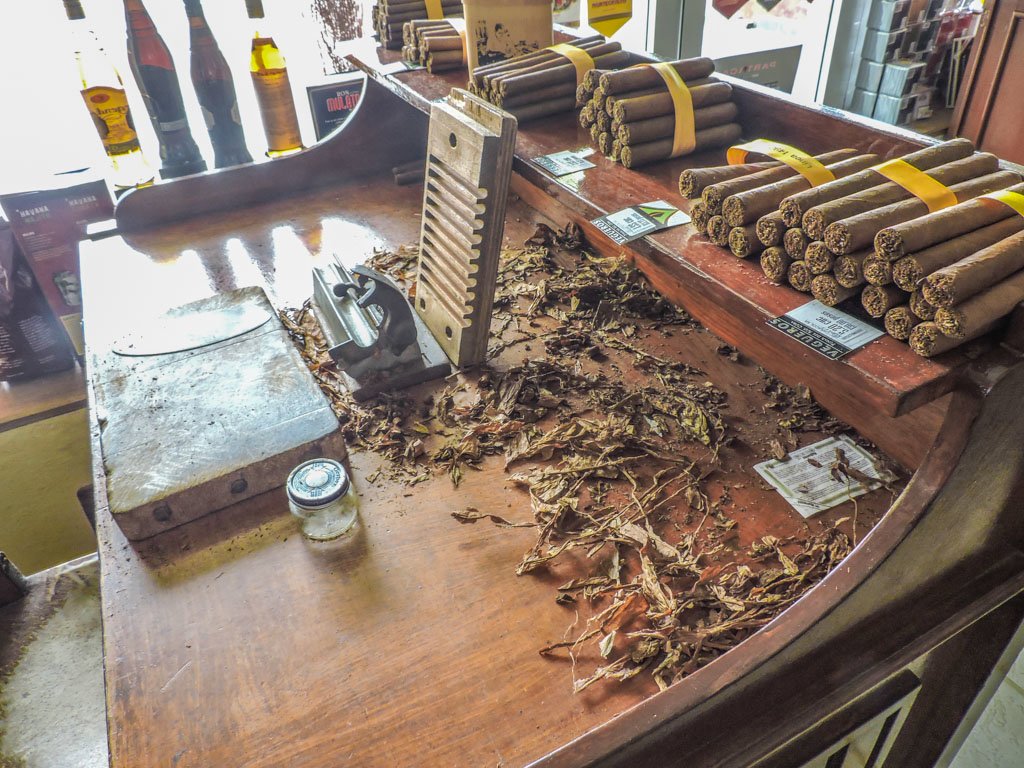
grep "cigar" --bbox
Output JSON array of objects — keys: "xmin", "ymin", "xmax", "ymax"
[
  {"xmin": 834, "ymin": 249, "xmax": 872, "ymax": 289},
  {"xmin": 597, "ymin": 131, "xmax": 614, "ymax": 156},
  {"xmin": 707, "ymin": 215, "xmax": 731, "ymax": 246},
  {"xmin": 863, "ymin": 255, "xmax": 893, "ymax": 286},
  {"xmin": 801, "ymin": 152, "xmax": 1001, "ymax": 240},
  {"xmin": 922, "ymin": 230, "xmax": 1024, "ymax": 308},
  {"xmin": 690, "ymin": 200, "xmax": 711, "ymax": 234},
  {"xmin": 617, "ymin": 102, "xmax": 739, "ymax": 145},
  {"xmin": 680, "ymin": 161, "xmax": 779, "ymax": 199},
  {"xmin": 599, "ymin": 58, "xmax": 716, "ymax": 94},
  {"xmin": 788, "ymin": 260, "xmax": 812, "ymax": 292},
  {"xmin": 811, "ymin": 274, "xmax": 859, "ymax": 306},
  {"xmin": 910, "ymin": 289, "xmax": 938, "ymax": 320},
  {"xmin": 470, "ymin": 35, "xmax": 605, "ymax": 83},
  {"xmin": 908, "ymin": 320, "xmax": 1000, "ymax": 357},
  {"xmin": 934, "ymin": 269, "xmax": 1024, "ymax": 339},
  {"xmin": 610, "ymin": 139, "xmax": 622, "ymax": 163},
  {"xmin": 497, "ymin": 45, "xmax": 626, "ymax": 97},
  {"xmin": 612, "ymin": 81, "xmax": 733, "ymax": 123},
  {"xmin": 702, "ymin": 149, "xmax": 859, "ymax": 213},
  {"xmin": 804, "ymin": 241, "xmax": 835, "ymax": 274},
  {"xmin": 761, "ymin": 246, "xmax": 792, "ymax": 283},
  {"xmin": 426, "ymin": 49, "xmax": 464, "ymax": 71},
  {"xmin": 875, "ymin": 181, "xmax": 1024, "ymax": 261},
  {"xmin": 756, "ymin": 211, "xmax": 787, "ymax": 247},
  {"xmin": 778, "ymin": 138, "xmax": 976, "ymax": 228},
  {"xmin": 579, "ymin": 104, "xmax": 596, "ymax": 128},
  {"xmin": 604, "ymin": 87, "xmax": 663, "ymax": 118},
  {"xmin": 825, "ymin": 171, "xmax": 1022, "ymax": 256},
  {"xmin": 785, "ymin": 228, "xmax": 812, "ymax": 261},
  {"xmin": 728, "ymin": 223, "xmax": 762, "ymax": 258},
  {"xmin": 719, "ymin": 154, "xmax": 878, "ymax": 226},
  {"xmin": 619, "ymin": 123, "xmax": 743, "ymax": 168},
  {"xmin": 884, "ymin": 305, "xmax": 921, "ymax": 341},
  {"xmin": 891, "ymin": 217, "xmax": 1024, "ymax": 292},
  {"xmin": 595, "ymin": 110, "xmax": 613, "ymax": 133},
  {"xmin": 862, "ymin": 284, "xmax": 907, "ymax": 318}
]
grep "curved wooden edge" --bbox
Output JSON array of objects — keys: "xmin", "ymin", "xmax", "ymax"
[
  {"xmin": 114, "ymin": 77, "xmax": 428, "ymax": 233},
  {"xmin": 529, "ymin": 356, "xmax": 1024, "ymax": 767}
]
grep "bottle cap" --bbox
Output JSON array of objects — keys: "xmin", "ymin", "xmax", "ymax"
[{"xmin": 286, "ymin": 458, "xmax": 350, "ymax": 509}]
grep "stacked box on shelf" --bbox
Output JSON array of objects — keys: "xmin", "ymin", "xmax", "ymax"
[{"xmin": 847, "ymin": 0, "xmax": 909, "ymax": 119}]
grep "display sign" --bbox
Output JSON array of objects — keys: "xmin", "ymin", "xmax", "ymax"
[
  {"xmin": 307, "ymin": 73, "xmax": 366, "ymax": 142},
  {"xmin": 769, "ymin": 300, "xmax": 884, "ymax": 360},
  {"xmin": 714, "ymin": 46, "xmax": 802, "ymax": 93},
  {"xmin": 591, "ymin": 200, "xmax": 690, "ymax": 244}
]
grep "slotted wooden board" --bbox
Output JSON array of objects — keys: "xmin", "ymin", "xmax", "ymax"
[{"xmin": 415, "ymin": 88, "xmax": 516, "ymax": 366}]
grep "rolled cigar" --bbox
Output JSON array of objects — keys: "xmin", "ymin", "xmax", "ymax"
[
  {"xmin": 910, "ymin": 289, "xmax": 937, "ymax": 320},
  {"xmin": 576, "ymin": 82, "xmax": 590, "ymax": 105},
  {"xmin": 591, "ymin": 86, "xmax": 607, "ymax": 111},
  {"xmin": 422, "ymin": 35, "xmax": 464, "ymax": 53},
  {"xmin": 595, "ymin": 110, "xmax": 612, "ymax": 133},
  {"xmin": 426, "ymin": 49, "xmax": 464, "ymax": 70},
  {"xmin": 788, "ymin": 260, "xmax": 812, "ymax": 292},
  {"xmin": 598, "ymin": 131, "xmax": 614, "ymax": 156},
  {"xmin": 834, "ymin": 250, "xmax": 872, "ymax": 289},
  {"xmin": 801, "ymin": 153, "xmax": 1001, "ymax": 240},
  {"xmin": 589, "ymin": 123, "xmax": 601, "ymax": 143},
  {"xmin": 599, "ymin": 58, "xmax": 716, "ymax": 95},
  {"xmin": 498, "ymin": 46, "xmax": 627, "ymax": 97},
  {"xmin": 620, "ymin": 123, "xmax": 744, "ymax": 168},
  {"xmin": 805, "ymin": 241, "xmax": 835, "ymax": 274},
  {"xmin": 756, "ymin": 211, "xmax": 787, "ymax": 247},
  {"xmin": 884, "ymin": 305, "xmax": 921, "ymax": 341},
  {"xmin": 722, "ymin": 154, "xmax": 882, "ymax": 227},
  {"xmin": 386, "ymin": 7, "xmax": 461, "ymax": 25},
  {"xmin": 863, "ymin": 255, "xmax": 894, "ymax": 286},
  {"xmin": 812, "ymin": 274, "xmax": 859, "ymax": 306},
  {"xmin": 875, "ymin": 181, "xmax": 1024, "ymax": 261},
  {"xmin": 909, "ymin": 320, "xmax": 1000, "ymax": 357},
  {"xmin": 617, "ymin": 102, "xmax": 739, "ymax": 145},
  {"xmin": 934, "ymin": 269, "xmax": 1024, "ymax": 339},
  {"xmin": 500, "ymin": 80, "xmax": 579, "ymax": 108},
  {"xmin": 924, "ymin": 231, "xmax": 1024, "ymax": 309},
  {"xmin": 825, "ymin": 171, "xmax": 1022, "ymax": 256},
  {"xmin": 610, "ymin": 139, "xmax": 622, "ymax": 163},
  {"xmin": 510, "ymin": 97, "xmax": 581, "ymax": 122},
  {"xmin": 582, "ymin": 67, "xmax": 604, "ymax": 92},
  {"xmin": 707, "ymin": 215, "xmax": 731, "ymax": 246},
  {"xmin": 690, "ymin": 200, "xmax": 711, "ymax": 234},
  {"xmin": 470, "ymin": 35, "xmax": 605, "ymax": 84},
  {"xmin": 702, "ymin": 149, "xmax": 860, "ymax": 215},
  {"xmin": 761, "ymin": 246, "xmax": 792, "ymax": 283},
  {"xmin": 862, "ymin": 284, "xmax": 907, "ymax": 318},
  {"xmin": 604, "ymin": 87, "xmax": 665, "ymax": 118},
  {"xmin": 680, "ymin": 161, "xmax": 779, "ymax": 199},
  {"xmin": 891, "ymin": 217, "xmax": 1024, "ymax": 291},
  {"xmin": 612, "ymin": 81, "xmax": 732, "ymax": 122},
  {"xmin": 778, "ymin": 138, "xmax": 976, "ymax": 227},
  {"xmin": 579, "ymin": 104, "xmax": 596, "ymax": 128},
  {"xmin": 728, "ymin": 223, "xmax": 762, "ymax": 258},
  {"xmin": 382, "ymin": 0, "xmax": 461, "ymax": 12},
  {"xmin": 785, "ymin": 228, "xmax": 812, "ymax": 261}
]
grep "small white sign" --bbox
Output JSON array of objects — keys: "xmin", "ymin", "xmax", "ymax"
[
  {"xmin": 531, "ymin": 149, "xmax": 596, "ymax": 177},
  {"xmin": 755, "ymin": 435, "xmax": 895, "ymax": 518},
  {"xmin": 769, "ymin": 300, "xmax": 884, "ymax": 360},
  {"xmin": 592, "ymin": 200, "xmax": 690, "ymax": 245}
]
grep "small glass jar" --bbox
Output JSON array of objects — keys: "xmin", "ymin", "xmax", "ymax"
[{"xmin": 286, "ymin": 458, "xmax": 358, "ymax": 540}]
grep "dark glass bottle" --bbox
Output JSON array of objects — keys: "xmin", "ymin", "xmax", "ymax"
[
  {"xmin": 184, "ymin": 0, "xmax": 253, "ymax": 168},
  {"xmin": 123, "ymin": 0, "xmax": 207, "ymax": 179}
]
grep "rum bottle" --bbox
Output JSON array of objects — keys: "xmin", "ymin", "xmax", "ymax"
[
  {"xmin": 184, "ymin": 0, "xmax": 253, "ymax": 168},
  {"xmin": 123, "ymin": 0, "xmax": 207, "ymax": 179},
  {"xmin": 63, "ymin": 0, "xmax": 153, "ymax": 188},
  {"xmin": 247, "ymin": 0, "xmax": 304, "ymax": 156}
]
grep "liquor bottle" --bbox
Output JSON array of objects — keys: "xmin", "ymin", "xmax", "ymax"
[
  {"xmin": 123, "ymin": 0, "xmax": 207, "ymax": 179},
  {"xmin": 246, "ymin": 0, "xmax": 304, "ymax": 156},
  {"xmin": 184, "ymin": 0, "xmax": 253, "ymax": 168},
  {"xmin": 62, "ymin": 0, "xmax": 153, "ymax": 189}
]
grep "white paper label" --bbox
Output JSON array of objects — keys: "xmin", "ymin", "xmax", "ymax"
[
  {"xmin": 591, "ymin": 200, "xmax": 690, "ymax": 245},
  {"xmin": 532, "ymin": 149, "xmax": 596, "ymax": 177},
  {"xmin": 769, "ymin": 300, "xmax": 884, "ymax": 360},
  {"xmin": 754, "ymin": 434, "xmax": 895, "ymax": 518}
]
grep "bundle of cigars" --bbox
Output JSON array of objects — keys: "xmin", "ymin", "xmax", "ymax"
[
  {"xmin": 578, "ymin": 57, "xmax": 742, "ymax": 168},
  {"xmin": 402, "ymin": 19, "xmax": 465, "ymax": 73},
  {"xmin": 372, "ymin": 0, "xmax": 461, "ymax": 50},
  {"xmin": 468, "ymin": 35, "xmax": 629, "ymax": 122},
  {"xmin": 683, "ymin": 138, "xmax": 1024, "ymax": 358}
]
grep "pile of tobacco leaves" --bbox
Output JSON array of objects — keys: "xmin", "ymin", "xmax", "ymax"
[{"xmin": 280, "ymin": 225, "xmax": 862, "ymax": 692}]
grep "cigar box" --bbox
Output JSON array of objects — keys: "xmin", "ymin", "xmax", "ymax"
[
  {"xmin": 862, "ymin": 28, "xmax": 907, "ymax": 63},
  {"xmin": 849, "ymin": 88, "xmax": 880, "ymax": 118},
  {"xmin": 463, "ymin": 0, "xmax": 552, "ymax": 71},
  {"xmin": 880, "ymin": 59, "xmax": 926, "ymax": 97},
  {"xmin": 868, "ymin": 0, "xmax": 910, "ymax": 32},
  {"xmin": 856, "ymin": 59, "xmax": 886, "ymax": 92},
  {"xmin": 872, "ymin": 92, "xmax": 917, "ymax": 125}
]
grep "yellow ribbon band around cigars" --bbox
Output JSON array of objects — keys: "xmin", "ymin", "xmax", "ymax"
[
  {"xmin": 547, "ymin": 43, "xmax": 595, "ymax": 87},
  {"xmin": 646, "ymin": 62, "xmax": 695, "ymax": 158},
  {"xmin": 727, "ymin": 139, "xmax": 834, "ymax": 187},
  {"xmin": 871, "ymin": 158, "xmax": 957, "ymax": 213},
  {"xmin": 448, "ymin": 18, "xmax": 467, "ymax": 63},
  {"xmin": 424, "ymin": 0, "xmax": 444, "ymax": 20},
  {"xmin": 980, "ymin": 189, "xmax": 1024, "ymax": 218}
]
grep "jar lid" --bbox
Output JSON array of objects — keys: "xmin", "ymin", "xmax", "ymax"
[{"xmin": 286, "ymin": 458, "xmax": 349, "ymax": 509}]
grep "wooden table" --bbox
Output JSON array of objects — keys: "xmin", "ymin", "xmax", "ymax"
[{"xmin": 87, "ymin": 37, "xmax": 1024, "ymax": 768}]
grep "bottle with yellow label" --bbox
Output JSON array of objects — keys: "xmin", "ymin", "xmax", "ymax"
[
  {"xmin": 246, "ymin": 0, "xmax": 304, "ymax": 157},
  {"xmin": 62, "ymin": 0, "xmax": 153, "ymax": 188}
]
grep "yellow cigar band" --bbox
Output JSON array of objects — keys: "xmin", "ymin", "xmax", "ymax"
[
  {"xmin": 981, "ymin": 189, "xmax": 1024, "ymax": 218},
  {"xmin": 424, "ymin": 0, "xmax": 444, "ymax": 20},
  {"xmin": 547, "ymin": 43, "xmax": 595, "ymax": 87},
  {"xmin": 727, "ymin": 139, "xmax": 834, "ymax": 187},
  {"xmin": 872, "ymin": 158, "xmax": 957, "ymax": 213},
  {"xmin": 646, "ymin": 62, "xmax": 695, "ymax": 158}
]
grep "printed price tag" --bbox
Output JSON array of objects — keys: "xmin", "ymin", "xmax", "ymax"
[
  {"xmin": 754, "ymin": 435, "xmax": 895, "ymax": 518},
  {"xmin": 591, "ymin": 200, "xmax": 690, "ymax": 245},
  {"xmin": 769, "ymin": 300, "xmax": 883, "ymax": 360},
  {"xmin": 531, "ymin": 150, "xmax": 596, "ymax": 177}
]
